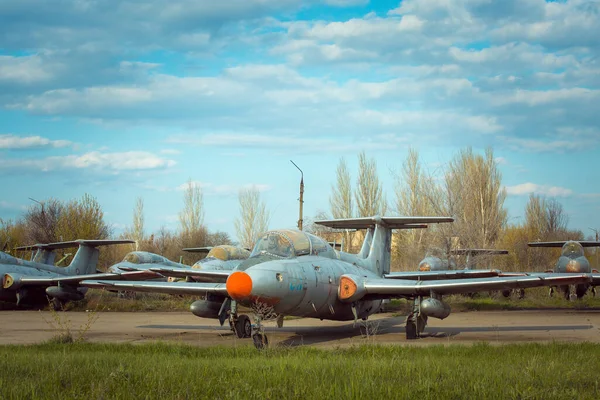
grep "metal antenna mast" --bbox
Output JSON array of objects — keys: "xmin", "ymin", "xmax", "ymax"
[{"xmin": 290, "ymin": 160, "xmax": 304, "ymax": 231}]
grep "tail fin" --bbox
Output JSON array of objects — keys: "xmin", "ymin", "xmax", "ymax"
[
  {"xmin": 14, "ymin": 243, "xmax": 58, "ymax": 265},
  {"xmin": 17, "ymin": 239, "xmax": 134, "ymax": 275},
  {"xmin": 64, "ymin": 240, "xmax": 134, "ymax": 275},
  {"xmin": 315, "ymin": 216, "xmax": 453, "ymax": 276}
]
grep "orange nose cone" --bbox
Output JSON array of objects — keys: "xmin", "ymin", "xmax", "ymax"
[
  {"xmin": 226, "ymin": 271, "xmax": 253, "ymax": 300},
  {"xmin": 419, "ymin": 263, "xmax": 431, "ymax": 271},
  {"xmin": 566, "ymin": 260, "xmax": 581, "ymax": 273}
]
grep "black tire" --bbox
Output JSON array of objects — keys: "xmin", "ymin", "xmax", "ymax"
[
  {"xmin": 405, "ymin": 320, "xmax": 418, "ymax": 340},
  {"xmin": 501, "ymin": 289, "xmax": 511, "ymax": 298},
  {"xmin": 252, "ymin": 333, "xmax": 268, "ymax": 349},
  {"xmin": 235, "ymin": 315, "xmax": 251, "ymax": 339},
  {"xmin": 576, "ymin": 285, "xmax": 587, "ymax": 300}
]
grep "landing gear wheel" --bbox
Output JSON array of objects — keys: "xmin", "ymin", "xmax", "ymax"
[
  {"xmin": 502, "ymin": 289, "xmax": 511, "ymax": 298},
  {"xmin": 50, "ymin": 298, "xmax": 65, "ymax": 312},
  {"xmin": 234, "ymin": 314, "xmax": 252, "ymax": 338},
  {"xmin": 252, "ymin": 333, "xmax": 269, "ymax": 349},
  {"xmin": 576, "ymin": 285, "xmax": 587, "ymax": 300},
  {"xmin": 405, "ymin": 319, "xmax": 418, "ymax": 340},
  {"xmin": 518, "ymin": 289, "xmax": 525, "ymax": 299}
]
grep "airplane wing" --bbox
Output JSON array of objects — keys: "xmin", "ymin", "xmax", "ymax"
[
  {"xmin": 528, "ymin": 241, "xmax": 600, "ymax": 248},
  {"xmin": 2, "ymin": 270, "xmax": 161, "ymax": 290},
  {"xmin": 81, "ymin": 280, "xmax": 228, "ymax": 296},
  {"xmin": 338, "ymin": 273, "xmax": 592, "ymax": 302},
  {"xmin": 384, "ymin": 270, "xmax": 502, "ymax": 281},
  {"xmin": 315, "ymin": 216, "xmax": 453, "ymax": 230},
  {"xmin": 148, "ymin": 267, "xmax": 231, "ymax": 282}
]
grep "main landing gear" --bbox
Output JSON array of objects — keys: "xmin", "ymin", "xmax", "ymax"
[
  {"xmin": 405, "ymin": 298, "xmax": 428, "ymax": 340},
  {"xmin": 228, "ymin": 301, "xmax": 270, "ymax": 349}
]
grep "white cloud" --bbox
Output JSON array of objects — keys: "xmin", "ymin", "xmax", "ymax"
[
  {"xmin": 0, "ymin": 134, "xmax": 73, "ymax": 149},
  {"xmin": 505, "ymin": 183, "xmax": 573, "ymax": 197},
  {"xmin": 160, "ymin": 148, "xmax": 181, "ymax": 155},
  {"xmin": 0, "ymin": 55, "xmax": 55, "ymax": 84},
  {"xmin": 0, "ymin": 151, "xmax": 175, "ymax": 172},
  {"xmin": 498, "ymin": 135, "xmax": 597, "ymax": 153},
  {"xmin": 168, "ymin": 132, "xmax": 413, "ymax": 153}
]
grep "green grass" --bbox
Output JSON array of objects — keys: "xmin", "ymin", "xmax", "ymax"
[{"xmin": 1, "ymin": 342, "xmax": 599, "ymax": 399}]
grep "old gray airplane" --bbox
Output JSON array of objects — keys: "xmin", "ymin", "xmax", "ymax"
[
  {"xmin": 83, "ymin": 217, "xmax": 595, "ymax": 348},
  {"xmin": 1, "ymin": 239, "xmax": 157, "ymax": 310},
  {"xmin": 528, "ymin": 240, "xmax": 600, "ymax": 299},
  {"xmin": 109, "ymin": 246, "xmax": 250, "ymax": 280},
  {"xmin": 416, "ymin": 248, "xmax": 508, "ymax": 272}
]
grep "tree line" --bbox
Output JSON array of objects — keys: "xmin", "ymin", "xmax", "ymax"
[
  {"xmin": 1, "ymin": 148, "xmax": 595, "ymax": 272},
  {"xmin": 0, "ymin": 180, "xmax": 270, "ymax": 269},
  {"xmin": 310, "ymin": 148, "xmax": 593, "ymax": 272}
]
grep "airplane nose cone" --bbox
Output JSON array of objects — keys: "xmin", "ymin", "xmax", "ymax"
[
  {"xmin": 226, "ymin": 271, "xmax": 253, "ymax": 301},
  {"xmin": 419, "ymin": 263, "xmax": 431, "ymax": 271},
  {"xmin": 566, "ymin": 260, "xmax": 581, "ymax": 272}
]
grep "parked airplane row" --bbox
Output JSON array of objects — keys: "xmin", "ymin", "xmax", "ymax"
[{"xmin": 2, "ymin": 216, "xmax": 599, "ymax": 349}]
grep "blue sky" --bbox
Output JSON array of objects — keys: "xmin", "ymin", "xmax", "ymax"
[{"xmin": 1, "ymin": 0, "xmax": 599, "ymax": 241}]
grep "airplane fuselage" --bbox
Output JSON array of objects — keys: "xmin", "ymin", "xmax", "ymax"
[
  {"xmin": 555, "ymin": 255, "xmax": 591, "ymax": 274},
  {"xmin": 231, "ymin": 256, "xmax": 382, "ymax": 321}
]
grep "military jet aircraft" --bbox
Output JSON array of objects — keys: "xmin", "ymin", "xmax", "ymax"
[
  {"xmin": 417, "ymin": 248, "xmax": 508, "ymax": 272},
  {"xmin": 83, "ymin": 217, "xmax": 595, "ymax": 348},
  {"xmin": 528, "ymin": 241, "xmax": 600, "ymax": 299},
  {"xmin": 1, "ymin": 239, "xmax": 157, "ymax": 310}
]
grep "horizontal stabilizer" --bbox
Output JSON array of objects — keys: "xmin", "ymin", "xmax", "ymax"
[
  {"xmin": 182, "ymin": 247, "xmax": 212, "ymax": 253},
  {"xmin": 328, "ymin": 242, "xmax": 342, "ymax": 250},
  {"xmin": 450, "ymin": 249, "xmax": 509, "ymax": 256},
  {"xmin": 315, "ymin": 216, "xmax": 452, "ymax": 230},
  {"xmin": 15, "ymin": 239, "xmax": 134, "ymax": 251},
  {"xmin": 528, "ymin": 241, "xmax": 600, "ymax": 248}
]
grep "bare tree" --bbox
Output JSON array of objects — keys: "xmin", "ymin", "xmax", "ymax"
[
  {"xmin": 24, "ymin": 198, "xmax": 64, "ymax": 244},
  {"xmin": 330, "ymin": 157, "xmax": 353, "ymax": 219},
  {"xmin": 393, "ymin": 149, "xmax": 438, "ymax": 268},
  {"xmin": 545, "ymin": 198, "xmax": 569, "ymax": 236},
  {"xmin": 234, "ymin": 186, "xmax": 270, "ymax": 249},
  {"xmin": 440, "ymin": 147, "xmax": 507, "ymax": 249},
  {"xmin": 56, "ymin": 194, "xmax": 110, "ymax": 241},
  {"xmin": 132, "ymin": 196, "xmax": 145, "ymax": 250},
  {"xmin": 179, "ymin": 179, "xmax": 205, "ymax": 239},
  {"xmin": 355, "ymin": 151, "xmax": 387, "ymax": 218}
]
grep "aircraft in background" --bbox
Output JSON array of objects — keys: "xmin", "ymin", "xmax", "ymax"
[
  {"xmin": 1, "ymin": 239, "xmax": 156, "ymax": 310},
  {"xmin": 528, "ymin": 240, "xmax": 600, "ymax": 299},
  {"xmin": 417, "ymin": 248, "xmax": 508, "ymax": 272},
  {"xmin": 83, "ymin": 216, "xmax": 596, "ymax": 348}
]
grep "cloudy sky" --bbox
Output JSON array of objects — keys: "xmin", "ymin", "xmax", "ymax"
[{"xmin": 1, "ymin": 0, "xmax": 599, "ymax": 241}]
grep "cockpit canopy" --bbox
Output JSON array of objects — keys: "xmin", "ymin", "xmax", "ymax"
[
  {"xmin": 562, "ymin": 241, "xmax": 584, "ymax": 258},
  {"xmin": 123, "ymin": 251, "xmax": 170, "ymax": 265},
  {"xmin": 425, "ymin": 247, "xmax": 445, "ymax": 259},
  {"xmin": 205, "ymin": 245, "xmax": 250, "ymax": 261},
  {"xmin": 251, "ymin": 230, "xmax": 332, "ymax": 259}
]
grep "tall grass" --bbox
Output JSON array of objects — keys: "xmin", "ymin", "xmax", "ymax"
[{"xmin": 1, "ymin": 342, "xmax": 599, "ymax": 399}]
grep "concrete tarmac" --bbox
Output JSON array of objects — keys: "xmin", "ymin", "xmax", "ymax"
[{"xmin": 1, "ymin": 310, "xmax": 600, "ymax": 348}]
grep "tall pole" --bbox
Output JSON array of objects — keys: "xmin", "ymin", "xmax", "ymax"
[{"xmin": 290, "ymin": 160, "xmax": 304, "ymax": 231}]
